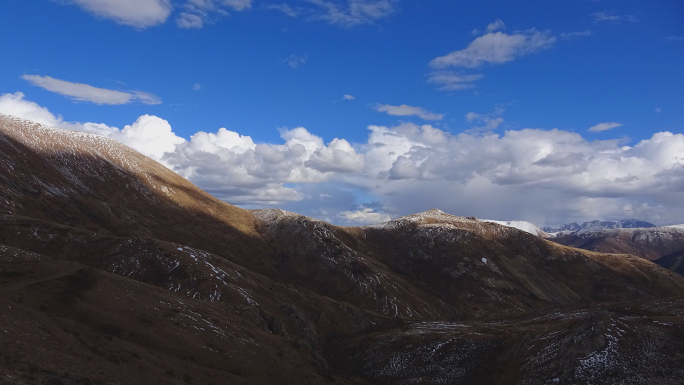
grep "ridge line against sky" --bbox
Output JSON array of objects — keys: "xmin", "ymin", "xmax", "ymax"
[
  {"xmin": 1, "ymin": 0, "xmax": 683, "ymax": 226},
  {"xmin": 3, "ymin": 90, "xmax": 684, "ymax": 228}
]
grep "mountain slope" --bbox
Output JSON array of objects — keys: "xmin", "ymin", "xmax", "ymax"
[
  {"xmin": 2, "ymin": 114, "xmax": 684, "ymax": 384},
  {"xmin": 326, "ymin": 300, "xmax": 684, "ymax": 384}
]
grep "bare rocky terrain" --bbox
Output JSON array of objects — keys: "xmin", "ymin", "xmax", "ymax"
[{"xmin": 2, "ymin": 114, "xmax": 684, "ymax": 384}]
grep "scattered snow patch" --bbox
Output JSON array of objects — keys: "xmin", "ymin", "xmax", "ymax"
[{"xmin": 480, "ymin": 219, "xmax": 546, "ymax": 237}]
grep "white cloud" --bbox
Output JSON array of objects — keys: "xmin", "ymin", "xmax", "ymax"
[
  {"xmin": 305, "ymin": 138, "xmax": 365, "ymax": 172},
  {"xmin": 343, "ymin": 94, "xmax": 355, "ymax": 100},
  {"xmin": 176, "ymin": 12, "xmax": 205, "ymax": 28},
  {"xmin": 4, "ymin": 92, "xmax": 684, "ymax": 227},
  {"xmin": 427, "ymin": 72, "xmax": 483, "ymax": 91},
  {"xmin": 427, "ymin": 23, "xmax": 554, "ymax": 91},
  {"xmin": 338, "ymin": 208, "xmax": 391, "ymax": 224},
  {"xmin": 430, "ymin": 28, "xmax": 556, "ymax": 69},
  {"xmin": 176, "ymin": 0, "xmax": 252, "ymax": 28},
  {"xmin": 22, "ymin": 75, "xmax": 161, "ymax": 105},
  {"xmin": 355, "ymin": 123, "xmax": 684, "ymax": 225},
  {"xmin": 592, "ymin": 11, "xmax": 638, "ymax": 23},
  {"xmin": 374, "ymin": 104, "xmax": 444, "ymax": 121},
  {"xmin": 0, "ymin": 93, "xmax": 64, "ymax": 128},
  {"xmin": 588, "ymin": 122, "xmax": 622, "ymax": 132},
  {"xmin": 160, "ymin": 125, "xmax": 364, "ymax": 203},
  {"xmin": 560, "ymin": 30, "xmax": 593, "ymax": 40},
  {"xmin": 466, "ymin": 110, "xmax": 504, "ymax": 132},
  {"xmin": 485, "ymin": 19, "xmax": 505, "ymax": 33},
  {"xmin": 666, "ymin": 36, "xmax": 684, "ymax": 42},
  {"xmin": 67, "ymin": 0, "xmax": 172, "ymax": 28},
  {"xmin": 654, "ymin": 108, "xmax": 662, "ymax": 114},
  {"xmin": 112, "ymin": 115, "xmax": 186, "ymax": 160},
  {"xmin": 264, "ymin": 3, "xmax": 299, "ymax": 17},
  {"xmin": 193, "ymin": 83, "xmax": 202, "ymax": 91},
  {"xmin": 0, "ymin": 92, "xmax": 181, "ymax": 163},
  {"xmin": 307, "ymin": 0, "xmax": 396, "ymax": 27},
  {"xmin": 283, "ymin": 54, "xmax": 307, "ymax": 68}
]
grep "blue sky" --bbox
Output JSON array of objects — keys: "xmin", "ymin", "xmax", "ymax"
[{"xmin": 1, "ymin": 0, "xmax": 683, "ymax": 226}]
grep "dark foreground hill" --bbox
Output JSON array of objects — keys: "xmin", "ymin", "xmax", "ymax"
[{"xmin": 2, "ymin": 114, "xmax": 684, "ymax": 384}]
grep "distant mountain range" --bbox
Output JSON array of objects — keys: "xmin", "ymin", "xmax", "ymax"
[
  {"xmin": 493, "ymin": 218, "xmax": 684, "ymax": 271},
  {"xmin": 2, "ymin": 114, "xmax": 684, "ymax": 384},
  {"xmin": 543, "ymin": 219, "xmax": 657, "ymax": 235}
]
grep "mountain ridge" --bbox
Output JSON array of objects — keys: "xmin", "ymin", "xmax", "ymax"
[{"xmin": 2, "ymin": 114, "xmax": 684, "ymax": 384}]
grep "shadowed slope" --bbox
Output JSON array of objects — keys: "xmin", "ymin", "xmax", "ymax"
[
  {"xmin": 656, "ymin": 250, "xmax": 684, "ymax": 275},
  {"xmin": 0, "ymin": 115, "xmax": 269, "ymax": 264}
]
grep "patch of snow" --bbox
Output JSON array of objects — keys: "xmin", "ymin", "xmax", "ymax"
[{"xmin": 480, "ymin": 219, "xmax": 546, "ymax": 237}]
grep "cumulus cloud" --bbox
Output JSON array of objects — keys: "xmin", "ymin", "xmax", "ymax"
[
  {"xmin": 66, "ymin": 0, "xmax": 172, "ymax": 28},
  {"xmin": 162, "ymin": 125, "xmax": 364, "ymax": 203},
  {"xmin": 3, "ymin": 92, "xmax": 684, "ymax": 226},
  {"xmin": 0, "ymin": 93, "xmax": 64, "ymax": 128},
  {"xmin": 430, "ymin": 28, "xmax": 556, "ymax": 69},
  {"xmin": 338, "ymin": 208, "xmax": 391, "ymax": 224},
  {"xmin": 588, "ymin": 122, "xmax": 622, "ymax": 132},
  {"xmin": 306, "ymin": 138, "xmax": 365, "ymax": 172},
  {"xmin": 0, "ymin": 92, "xmax": 181, "ymax": 163},
  {"xmin": 373, "ymin": 104, "xmax": 444, "ymax": 121},
  {"xmin": 22, "ymin": 75, "xmax": 161, "ymax": 105},
  {"xmin": 592, "ymin": 11, "xmax": 638, "ymax": 24},
  {"xmin": 112, "ymin": 115, "xmax": 186, "ymax": 160},
  {"xmin": 356, "ymin": 123, "xmax": 684, "ymax": 225},
  {"xmin": 367, "ymin": 123, "xmax": 682, "ymax": 197}
]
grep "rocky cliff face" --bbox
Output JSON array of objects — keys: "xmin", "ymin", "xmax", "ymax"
[{"xmin": 2, "ymin": 115, "xmax": 684, "ymax": 384}]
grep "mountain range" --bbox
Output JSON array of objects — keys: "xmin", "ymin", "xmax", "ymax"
[
  {"xmin": 2, "ymin": 114, "xmax": 684, "ymax": 384},
  {"xmin": 543, "ymin": 219, "xmax": 657, "ymax": 236}
]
